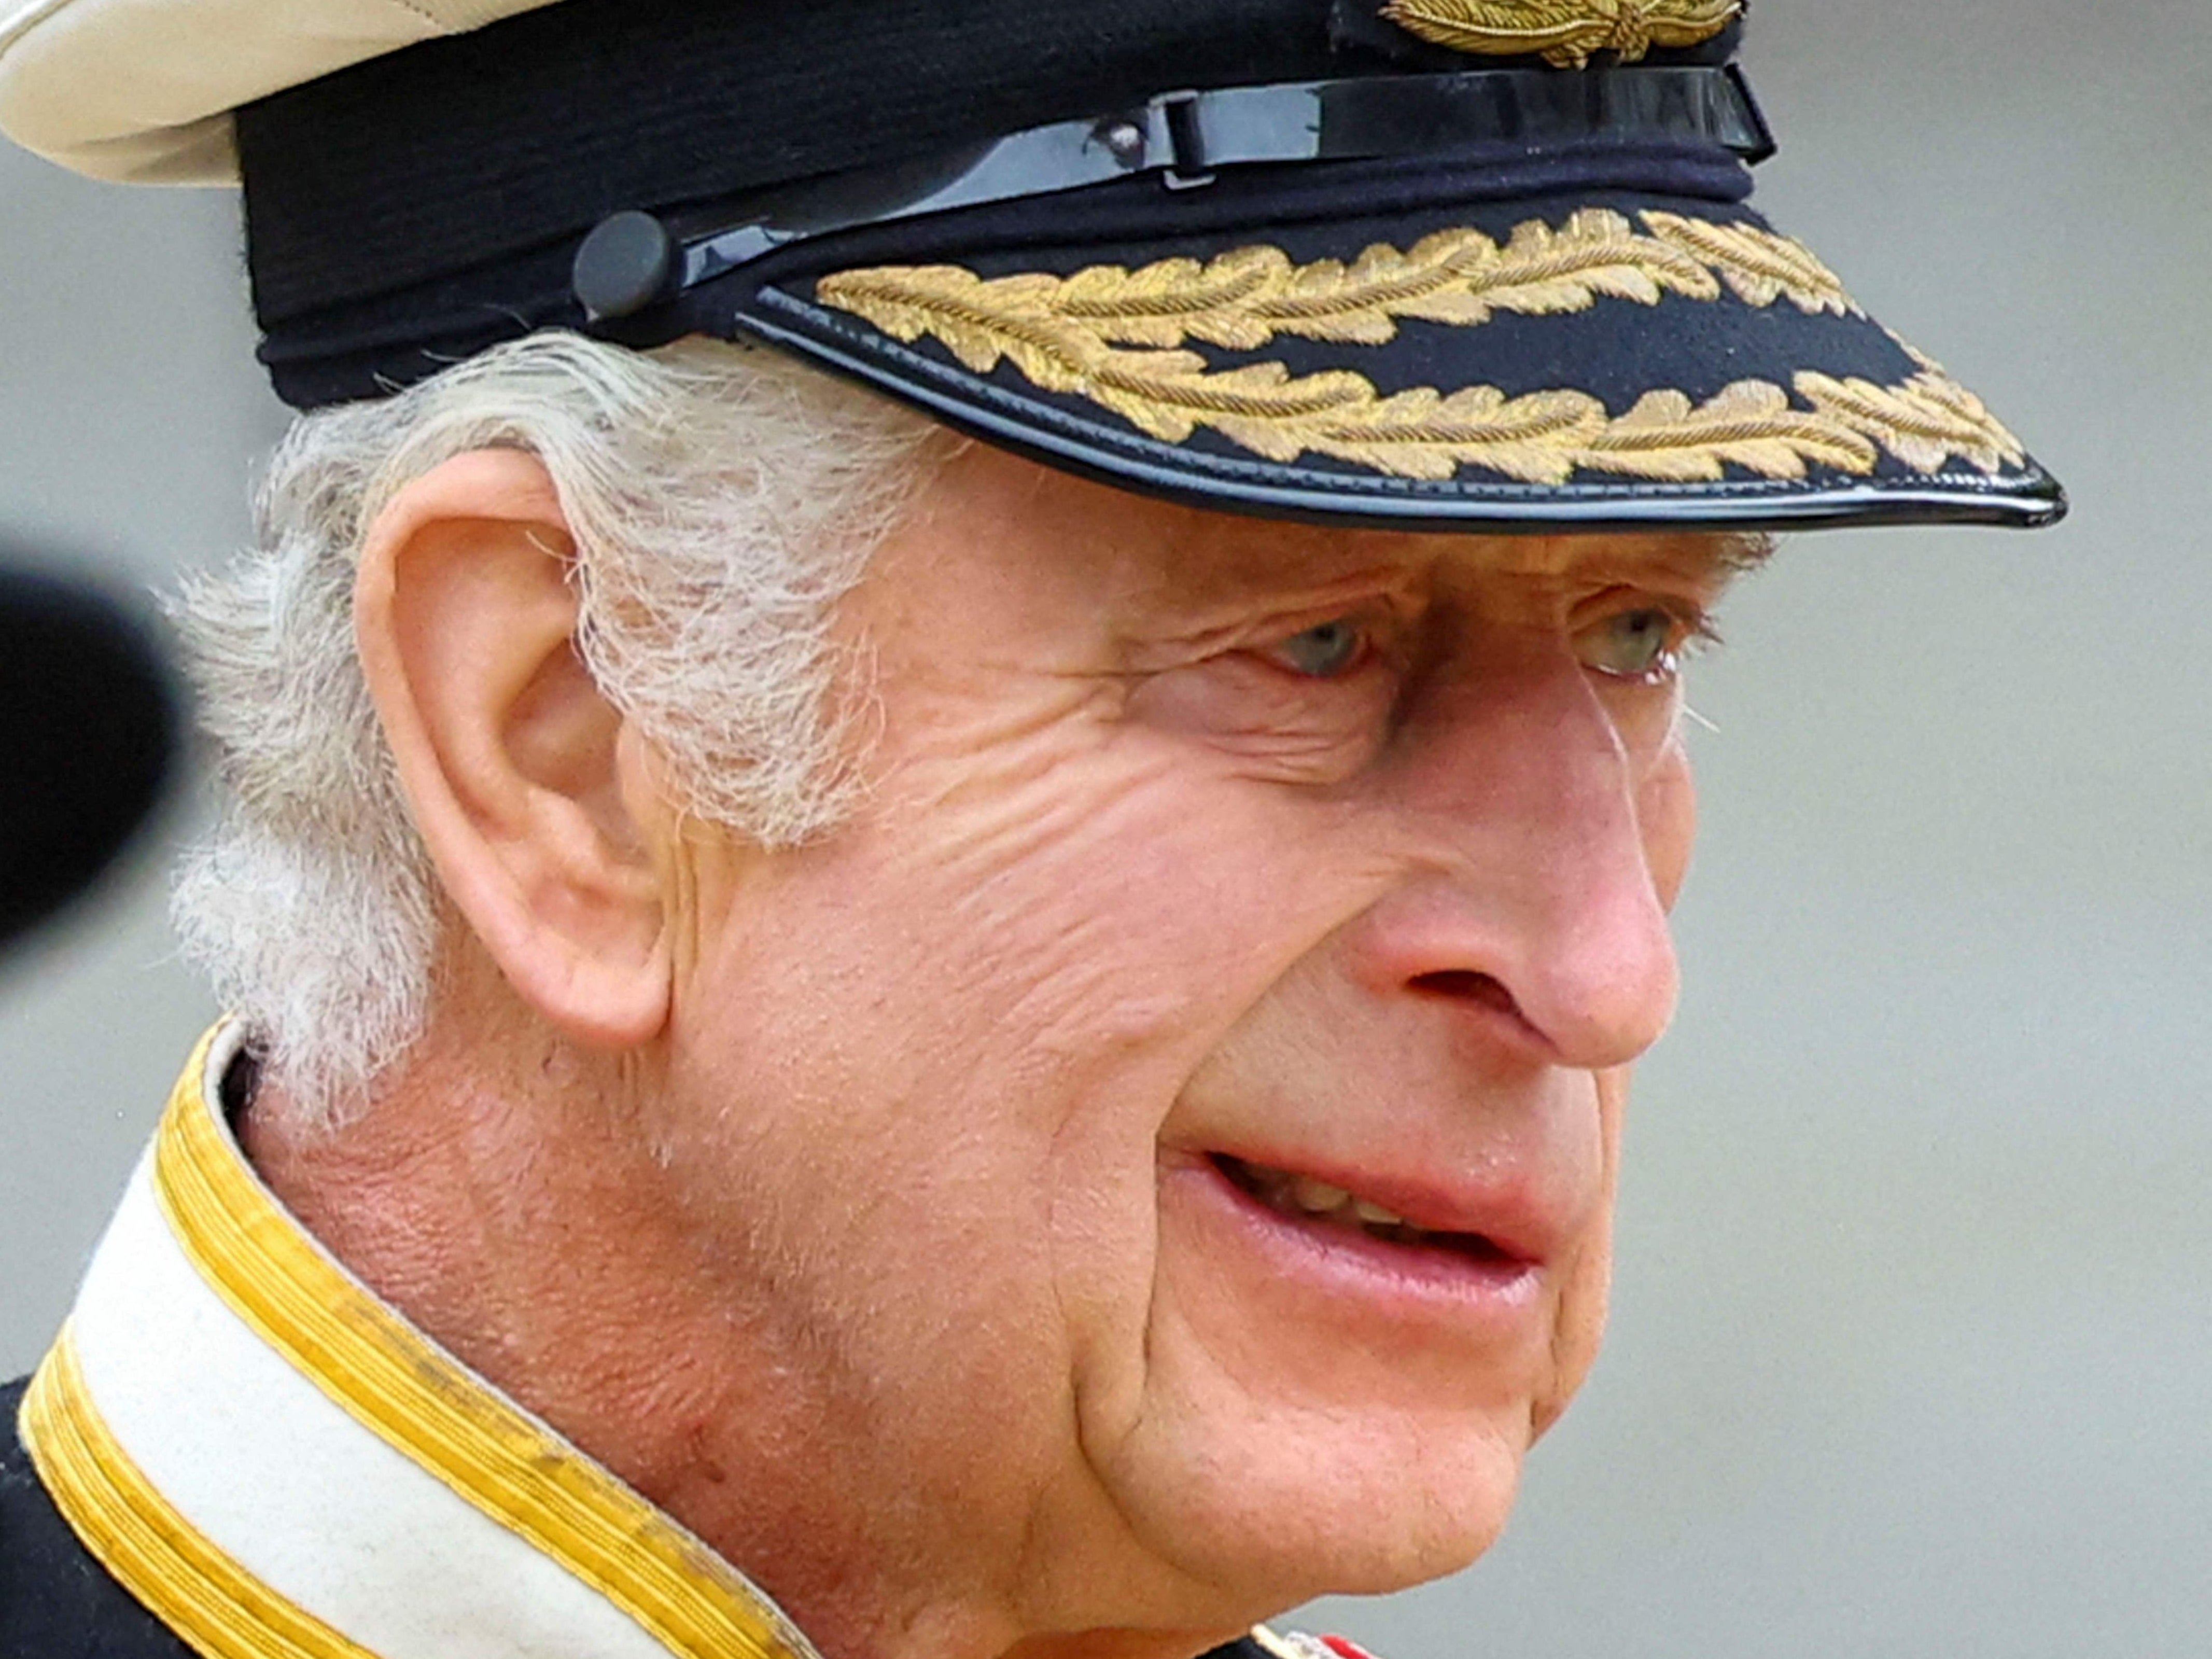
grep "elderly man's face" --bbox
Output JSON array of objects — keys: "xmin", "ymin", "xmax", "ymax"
[{"xmin": 640, "ymin": 446, "xmax": 1730, "ymax": 1629}]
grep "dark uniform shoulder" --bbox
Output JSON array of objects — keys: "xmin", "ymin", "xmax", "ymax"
[{"xmin": 0, "ymin": 1375, "xmax": 194, "ymax": 1658}]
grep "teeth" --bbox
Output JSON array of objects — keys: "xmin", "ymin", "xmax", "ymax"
[
  {"xmin": 1292, "ymin": 1177, "xmax": 1350, "ymax": 1214},
  {"xmin": 1232, "ymin": 1161, "xmax": 1423, "ymax": 1236},
  {"xmin": 1223, "ymin": 1156, "xmax": 1461, "ymax": 1247}
]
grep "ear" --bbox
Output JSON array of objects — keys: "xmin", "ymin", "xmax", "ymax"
[{"xmin": 355, "ymin": 449, "xmax": 671, "ymax": 1049}]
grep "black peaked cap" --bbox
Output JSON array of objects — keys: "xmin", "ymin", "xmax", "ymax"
[{"xmin": 236, "ymin": 0, "xmax": 2064, "ymax": 534}]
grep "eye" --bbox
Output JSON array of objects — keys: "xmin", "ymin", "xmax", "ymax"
[
  {"xmin": 1574, "ymin": 605, "xmax": 1687, "ymax": 682},
  {"xmin": 1261, "ymin": 617, "xmax": 1370, "ymax": 679}
]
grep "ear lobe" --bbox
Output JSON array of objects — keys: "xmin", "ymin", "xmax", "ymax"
[{"xmin": 355, "ymin": 449, "xmax": 671, "ymax": 1049}]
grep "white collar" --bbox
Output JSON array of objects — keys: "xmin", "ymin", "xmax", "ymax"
[{"xmin": 17, "ymin": 1022, "xmax": 825, "ymax": 1659}]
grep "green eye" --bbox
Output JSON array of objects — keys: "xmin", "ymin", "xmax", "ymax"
[
  {"xmin": 1576, "ymin": 607, "xmax": 1683, "ymax": 681},
  {"xmin": 1268, "ymin": 618, "xmax": 1368, "ymax": 679}
]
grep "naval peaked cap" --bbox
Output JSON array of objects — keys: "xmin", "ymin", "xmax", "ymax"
[{"xmin": 0, "ymin": 0, "xmax": 2066, "ymax": 533}]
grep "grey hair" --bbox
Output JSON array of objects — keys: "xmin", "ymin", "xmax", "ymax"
[{"xmin": 170, "ymin": 333, "xmax": 950, "ymax": 1122}]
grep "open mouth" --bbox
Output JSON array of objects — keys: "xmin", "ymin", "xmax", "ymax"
[{"xmin": 1211, "ymin": 1153, "xmax": 1523, "ymax": 1266}]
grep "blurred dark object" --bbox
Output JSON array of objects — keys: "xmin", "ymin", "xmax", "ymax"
[{"xmin": 0, "ymin": 553, "xmax": 178, "ymax": 952}]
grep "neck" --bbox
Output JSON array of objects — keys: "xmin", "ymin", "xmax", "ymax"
[{"xmin": 235, "ymin": 986, "xmax": 1229, "ymax": 1659}]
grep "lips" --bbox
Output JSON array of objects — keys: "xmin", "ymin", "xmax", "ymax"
[
  {"xmin": 1157, "ymin": 1145, "xmax": 1550, "ymax": 1342},
  {"xmin": 1154, "ymin": 1050, "xmax": 1604, "ymax": 1342}
]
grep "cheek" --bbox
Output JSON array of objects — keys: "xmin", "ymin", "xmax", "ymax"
[
  {"xmin": 1642, "ymin": 742, "xmax": 1699, "ymax": 911},
  {"xmin": 1530, "ymin": 1068, "xmax": 1628, "ymax": 1438},
  {"xmin": 673, "ymin": 735, "xmax": 1380, "ymax": 1276},
  {"xmin": 868, "ymin": 716, "xmax": 1385, "ymax": 1082},
  {"xmin": 1520, "ymin": 752, "xmax": 1684, "ymax": 1428}
]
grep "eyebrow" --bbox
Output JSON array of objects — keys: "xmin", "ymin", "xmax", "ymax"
[
  {"xmin": 1139, "ymin": 524, "xmax": 1777, "ymax": 617},
  {"xmin": 1602, "ymin": 531, "xmax": 1777, "ymax": 599},
  {"xmin": 1720, "ymin": 532, "xmax": 1780, "ymax": 574}
]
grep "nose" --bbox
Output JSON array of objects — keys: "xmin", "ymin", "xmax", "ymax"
[{"xmin": 1352, "ymin": 636, "xmax": 1686, "ymax": 1072}]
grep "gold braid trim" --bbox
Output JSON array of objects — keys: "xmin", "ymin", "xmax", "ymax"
[
  {"xmin": 1380, "ymin": 0, "xmax": 1744, "ymax": 68},
  {"xmin": 820, "ymin": 210, "xmax": 1852, "ymax": 364},
  {"xmin": 21, "ymin": 1329, "xmax": 383, "ymax": 1659},
  {"xmin": 814, "ymin": 226, "xmax": 2020, "ymax": 485},
  {"xmin": 145, "ymin": 1027, "xmax": 816, "ymax": 1659}
]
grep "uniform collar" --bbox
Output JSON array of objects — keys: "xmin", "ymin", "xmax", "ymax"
[{"xmin": 16, "ymin": 1022, "xmax": 827, "ymax": 1659}]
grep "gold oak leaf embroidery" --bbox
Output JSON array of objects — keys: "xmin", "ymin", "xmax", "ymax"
[
  {"xmin": 1045, "ymin": 212, "xmax": 1722, "ymax": 348},
  {"xmin": 1636, "ymin": 213, "xmax": 1854, "ymax": 314},
  {"xmin": 1379, "ymin": 0, "xmax": 1744, "ymax": 68},
  {"xmin": 817, "ymin": 209, "xmax": 1852, "ymax": 374},
  {"xmin": 813, "ymin": 213, "xmax": 2011, "ymax": 484},
  {"xmin": 1797, "ymin": 371, "xmax": 2025, "ymax": 476},
  {"xmin": 815, "ymin": 239, "xmax": 2022, "ymax": 486}
]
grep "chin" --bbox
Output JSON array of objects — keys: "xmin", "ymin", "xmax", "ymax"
[
  {"xmin": 1087, "ymin": 1356, "xmax": 1538, "ymax": 1614},
  {"xmin": 1090, "ymin": 1166, "xmax": 1601, "ymax": 1597}
]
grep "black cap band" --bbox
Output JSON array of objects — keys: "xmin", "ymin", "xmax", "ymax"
[
  {"xmin": 227, "ymin": 0, "xmax": 2059, "ymax": 535},
  {"xmin": 236, "ymin": 0, "xmax": 1755, "ymax": 403},
  {"xmin": 632, "ymin": 65, "xmax": 1773, "ymax": 316}
]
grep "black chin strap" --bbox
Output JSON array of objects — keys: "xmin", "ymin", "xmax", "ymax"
[{"xmin": 571, "ymin": 64, "xmax": 1774, "ymax": 322}]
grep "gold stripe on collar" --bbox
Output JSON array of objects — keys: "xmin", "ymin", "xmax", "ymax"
[
  {"xmin": 20, "ymin": 1326, "xmax": 383, "ymax": 1659},
  {"xmin": 148, "ymin": 1028, "xmax": 811, "ymax": 1659}
]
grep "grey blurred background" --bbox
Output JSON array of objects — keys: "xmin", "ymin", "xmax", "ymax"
[{"xmin": 3, "ymin": 1, "xmax": 2205, "ymax": 1655}]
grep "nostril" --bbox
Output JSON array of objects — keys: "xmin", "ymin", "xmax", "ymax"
[{"xmin": 1409, "ymin": 970, "xmax": 1522, "ymax": 1020}]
